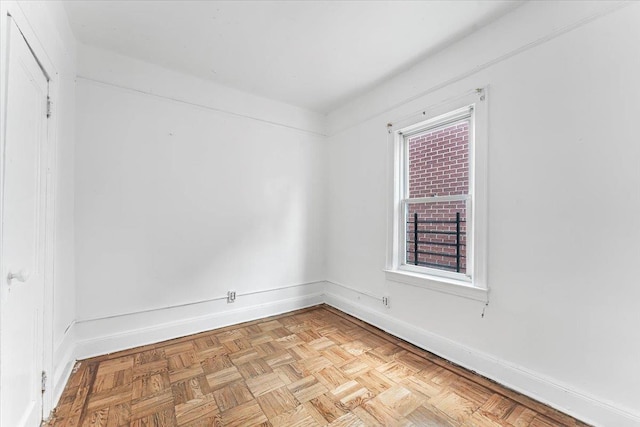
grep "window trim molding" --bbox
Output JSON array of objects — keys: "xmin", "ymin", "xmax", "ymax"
[
  {"xmin": 385, "ymin": 88, "xmax": 489, "ymax": 298},
  {"xmin": 384, "ymin": 269, "xmax": 488, "ymax": 301}
]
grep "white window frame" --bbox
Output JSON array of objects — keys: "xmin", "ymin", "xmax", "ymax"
[{"xmin": 385, "ymin": 89, "xmax": 488, "ymax": 301}]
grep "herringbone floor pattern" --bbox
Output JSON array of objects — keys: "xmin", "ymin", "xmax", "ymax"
[{"xmin": 48, "ymin": 305, "xmax": 589, "ymax": 426}]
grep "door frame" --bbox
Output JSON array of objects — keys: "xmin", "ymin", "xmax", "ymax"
[{"xmin": 0, "ymin": 2, "xmax": 60, "ymax": 421}]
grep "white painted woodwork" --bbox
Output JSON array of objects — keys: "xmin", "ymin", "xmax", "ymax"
[
  {"xmin": 0, "ymin": 18, "xmax": 49, "ymax": 427},
  {"xmin": 0, "ymin": 1, "xmax": 78, "ymax": 417}
]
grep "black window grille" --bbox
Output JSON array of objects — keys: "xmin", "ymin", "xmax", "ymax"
[{"xmin": 406, "ymin": 212, "xmax": 466, "ymax": 273}]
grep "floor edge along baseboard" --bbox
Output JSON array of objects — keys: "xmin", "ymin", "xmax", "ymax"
[
  {"xmin": 48, "ymin": 303, "xmax": 589, "ymax": 427},
  {"xmin": 323, "ymin": 288, "xmax": 640, "ymax": 427},
  {"xmin": 74, "ymin": 292, "xmax": 325, "ymax": 360},
  {"xmin": 50, "ymin": 282, "xmax": 639, "ymax": 427}
]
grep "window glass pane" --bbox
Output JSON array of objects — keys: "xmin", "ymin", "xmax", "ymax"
[
  {"xmin": 406, "ymin": 201, "xmax": 467, "ymax": 274},
  {"xmin": 408, "ymin": 120, "xmax": 469, "ymax": 198}
]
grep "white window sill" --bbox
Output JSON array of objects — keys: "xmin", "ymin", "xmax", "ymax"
[{"xmin": 384, "ymin": 269, "xmax": 488, "ymax": 301}]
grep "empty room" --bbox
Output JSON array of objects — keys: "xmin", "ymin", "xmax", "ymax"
[{"xmin": 1, "ymin": 0, "xmax": 639, "ymax": 426}]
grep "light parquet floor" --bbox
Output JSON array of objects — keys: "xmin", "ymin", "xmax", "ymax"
[{"xmin": 48, "ymin": 305, "xmax": 589, "ymax": 427}]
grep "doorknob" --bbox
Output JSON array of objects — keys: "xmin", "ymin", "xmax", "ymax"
[{"xmin": 7, "ymin": 269, "xmax": 29, "ymax": 283}]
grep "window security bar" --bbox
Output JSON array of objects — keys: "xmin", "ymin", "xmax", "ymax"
[{"xmin": 406, "ymin": 212, "xmax": 466, "ymax": 273}]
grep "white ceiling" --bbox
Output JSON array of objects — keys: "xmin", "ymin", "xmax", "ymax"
[{"xmin": 64, "ymin": 0, "xmax": 523, "ymax": 113}]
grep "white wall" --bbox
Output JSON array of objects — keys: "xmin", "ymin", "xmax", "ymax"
[
  {"xmin": 74, "ymin": 46, "xmax": 327, "ymax": 339},
  {"xmin": 325, "ymin": 2, "xmax": 640, "ymax": 426},
  {"xmin": 10, "ymin": 1, "xmax": 636, "ymax": 425},
  {"xmin": 0, "ymin": 0, "xmax": 77, "ymax": 415}
]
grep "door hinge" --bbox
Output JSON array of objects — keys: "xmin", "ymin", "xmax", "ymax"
[
  {"xmin": 41, "ymin": 371, "xmax": 47, "ymax": 394},
  {"xmin": 46, "ymin": 96, "xmax": 52, "ymax": 118}
]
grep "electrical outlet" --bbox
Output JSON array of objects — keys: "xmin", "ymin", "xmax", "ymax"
[
  {"xmin": 227, "ymin": 290, "xmax": 236, "ymax": 303},
  {"xmin": 382, "ymin": 296, "xmax": 390, "ymax": 308}
]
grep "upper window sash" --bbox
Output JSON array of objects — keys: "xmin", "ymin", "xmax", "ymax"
[
  {"xmin": 397, "ymin": 106, "xmax": 472, "ymax": 138},
  {"xmin": 401, "ymin": 107, "xmax": 473, "ymax": 202}
]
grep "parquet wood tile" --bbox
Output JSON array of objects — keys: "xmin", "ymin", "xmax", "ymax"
[
  {"xmin": 330, "ymin": 380, "xmax": 373, "ymax": 411},
  {"xmin": 257, "ymin": 386, "xmax": 298, "ymax": 420},
  {"xmin": 325, "ymin": 412, "xmax": 363, "ymax": 427},
  {"xmin": 47, "ymin": 305, "xmax": 591, "ymax": 426},
  {"xmin": 288, "ymin": 376, "xmax": 328, "ymax": 404},
  {"xmin": 306, "ymin": 394, "xmax": 346, "ymax": 424}
]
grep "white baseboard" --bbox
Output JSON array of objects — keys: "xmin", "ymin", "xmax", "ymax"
[
  {"xmin": 49, "ymin": 279, "xmax": 639, "ymax": 427},
  {"xmin": 48, "ymin": 281, "xmax": 325, "ymax": 410},
  {"xmin": 324, "ymin": 282, "xmax": 640, "ymax": 427},
  {"xmin": 73, "ymin": 281, "xmax": 325, "ymax": 360},
  {"xmin": 50, "ymin": 323, "xmax": 77, "ymax": 413}
]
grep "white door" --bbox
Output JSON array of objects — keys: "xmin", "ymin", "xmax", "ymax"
[{"xmin": 0, "ymin": 19, "xmax": 49, "ymax": 427}]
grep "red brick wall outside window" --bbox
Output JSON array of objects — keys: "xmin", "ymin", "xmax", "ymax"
[{"xmin": 406, "ymin": 121, "xmax": 469, "ymax": 273}]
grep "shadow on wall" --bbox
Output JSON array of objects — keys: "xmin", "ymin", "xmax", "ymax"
[{"xmin": 75, "ymin": 81, "xmax": 325, "ymax": 317}]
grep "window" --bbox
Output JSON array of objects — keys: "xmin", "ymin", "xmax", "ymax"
[
  {"xmin": 403, "ymin": 109, "xmax": 471, "ymax": 279},
  {"xmin": 386, "ymin": 89, "xmax": 488, "ymax": 299}
]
